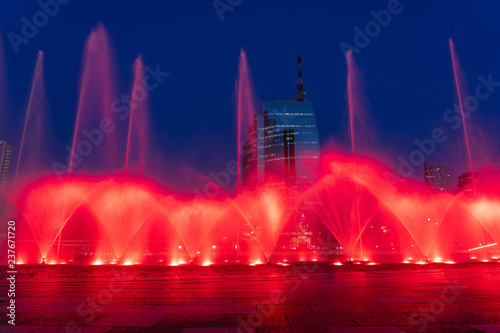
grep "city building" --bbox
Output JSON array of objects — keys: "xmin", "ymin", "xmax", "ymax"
[
  {"xmin": 241, "ymin": 56, "xmax": 330, "ymax": 257},
  {"xmin": 424, "ymin": 163, "xmax": 451, "ymax": 193},
  {"xmin": 242, "ymin": 56, "xmax": 320, "ymax": 190},
  {"xmin": 0, "ymin": 141, "xmax": 12, "ymax": 212},
  {"xmin": 457, "ymin": 171, "xmax": 478, "ymax": 194}
]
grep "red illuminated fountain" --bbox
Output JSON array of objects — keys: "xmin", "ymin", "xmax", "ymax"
[
  {"xmin": 162, "ymin": 196, "xmax": 230, "ymax": 264},
  {"xmin": 235, "ymin": 48, "xmax": 259, "ymax": 194},
  {"xmin": 306, "ymin": 158, "xmax": 379, "ymax": 262},
  {"xmin": 69, "ymin": 24, "xmax": 120, "ymax": 175},
  {"xmin": 449, "ymin": 38, "xmax": 477, "ymax": 194},
  {"xmin": 125, "ymin": 56, "xmax": 151, "ymax": 178},
  {"xmin": 302, "ymin": 51, "xmax": 379, "ymax": 262},
  {"xmin": 14, "ymin": 51, "xmax": 50, "ymax": 187},
  {"xmin": 88, "ymin": 180, "xmax": 159, "ymax": 260},
  {"xmin": 233, "ymin": 184, "xmax": 295, "ymax": 263},
  {"xmin": 19, "ymin": 179, "xmax": 93, "ymax": 261},
  {"xmin": 7, "ymin": 29, "xmax": 500, "ymax": 265}
]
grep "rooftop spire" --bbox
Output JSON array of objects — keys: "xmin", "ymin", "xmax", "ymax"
[{"xmin": 296, "ymin": 55, "xmax": 306, "ymax": 101}]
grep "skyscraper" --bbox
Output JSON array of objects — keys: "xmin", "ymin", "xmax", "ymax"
[
  {"xmin": 242, "ymin": 56, "xmax": 320, "ymax": 190},
  {"xmin": 457, "ymin": 171, "xmax": 478, "ymax": 194},
  {"xmin": 0, "ymin": 141, "xmax": 12, "ymax": 212},
  {"xmin": 424, "ymin": 163, "xmax": 451, "ymax": 193},
  {"xmin": 240, "ymin": 57, "xmax": 333, "ymax": 257}
]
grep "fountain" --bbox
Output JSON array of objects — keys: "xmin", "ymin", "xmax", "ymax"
[
  {"xmin": 14, "ymin": 51, "xmax": 49, "ymax": 186},
  {"xmin": 18, "ymin": 179, "xmax": 93, "ymax": 261},
  {"xmin": 345, "ymin": 50, "xmax": 375, "ymax": 156},
  {"xmin": 69, "ymin": 24, "xmax": 121, "ymax": 175},
  {"xmin": 125, "ymin": 56, "xmax": 151, "ymax": 178},
  {"xmin": 88, "ymin": 179, "xmax": 158, "ymax": 260},
  {"xmin": 233, "ymin": 184, "xmax": 294, "ymax": 262},
  {"xmin": 235, "ymin": 48, "xmax": 259, "ymax": 194},
  {"xmin": 449, "ymin": 38, "xmax": 477, "ymax": 194},
  {"xmin": 4, "ymin": 28, "xmax": 500, "ymax": 265}
]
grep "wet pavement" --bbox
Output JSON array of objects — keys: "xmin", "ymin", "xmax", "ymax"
[{"xmin": 1, "ymin": 263, "xmax": 500, "ymax": 332}]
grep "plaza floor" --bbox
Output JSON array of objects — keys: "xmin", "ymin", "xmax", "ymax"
[{"xmin": 1, "ymin": 263, "xmax": 500, "ymax": 332}]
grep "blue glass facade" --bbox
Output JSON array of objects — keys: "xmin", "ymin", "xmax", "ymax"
[
  {"xmin": 242, "ymin": 100, "xmax": 320, "ymax": 189},
  {"xmin": 0, "ymin": 141, "xmax": 12, "ymax": 212}
]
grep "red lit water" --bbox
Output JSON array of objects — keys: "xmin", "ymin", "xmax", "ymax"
[
  {"xmin": 235, "ymin": 48, "xmax": 259, "ymax": 193},
  {"xmin": 14, "ymin": 153, "xmax": 500, "ymax": 265},
  {"xmin": 345, "ymin": 50, "xmax": 375, "ymax": 157},
  {"xmin": 449, "ymin": 38, "xmax": 476, "ymax": 194},
  {"xmin": 14, "ymin": 51, "xmax": 49, "ymax": 186},
  {"xmin": 6, "ymin": 27, "xmax": 500, "ymax": 265},
  {"xmin": 233, "ymin": 185, "xmax": 294, "ymax": 261},
  {"xmin": 125, "ymin": 56, "xmax": 150, "ymax": 178},
  {"xmin": 69, "ymin": 24, "xmax": 120, "ymax": 175}
]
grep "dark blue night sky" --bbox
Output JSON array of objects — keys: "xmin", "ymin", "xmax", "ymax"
[{"xmin": 1, "ymin": 0, "xmax": 500, "ymax": 183}]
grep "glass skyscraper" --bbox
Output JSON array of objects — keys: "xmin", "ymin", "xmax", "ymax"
[
  {"xmin": 424, "ymin": 163, "xmax": 451, "ymax": 193},
  {"xmin": 242, "ymin": 100, "xmax": 320, "ymax": 190},
  {"xmin": 0, "ymin": 141, "xmax": 12, "ymax": 212},
  {"xmin": 241, "ymin": 57, "xmax": 337, "ymax": 258}
]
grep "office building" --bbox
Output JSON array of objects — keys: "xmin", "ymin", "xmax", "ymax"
[
  {"xmin": 424, "ymin": 163, "xmax": 451, "ymax": 192},
  {"xmin": 457, "ymin": 171, "xmax": 478, "ymax": 194},
  {"xmin": 0, "ymin": 141, "xmax": 12, "ymax": 212},
  {"xmin": 242, "ymin": 56, "xmax": 320, "ymax": 190}
]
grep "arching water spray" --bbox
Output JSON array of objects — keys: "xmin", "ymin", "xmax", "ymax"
[
  {"xmin": 449, "ymin": 38, "xmax": 477, "ymax": 194},
  {"xmin": 14, "ymin": 51, "xmax": 48, "ymax": 185}
]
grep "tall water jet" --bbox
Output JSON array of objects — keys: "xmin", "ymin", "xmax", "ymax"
[
  {"xmin": 125, "ymin": 55, "xmax": 151, "ymax": 178},
  {"xmin": 343, "ymin": 51, "xmax": 375, "ymax": 260},
  {"xmin": 345, "ymin": 50, "xmax": 375, "ymax": 156},
  {"xmin": 307, "ymin": 154, "xmax": 379, "ymax": 261},
  {"xmin": 70, "ymin": 24, "xmax": 120, "ymax": 175},
  {"xmin": 449, "ymin": 38, "xmax": 476, "ymax": 194},
  {"xmin": 235, "ymin": 48, "xmax": 259, "ymax": 193},
  {"xmin": 14, "ymin": 51, "xmax": 49, "ymax": 186},
  {"xmin": 12, "ymin": 32, "xmax": 500, "ymax": 265}
]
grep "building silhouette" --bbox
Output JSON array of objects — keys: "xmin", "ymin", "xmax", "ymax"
[
  {"xmin": 241, "ymin": 56, "xmax": 327, "ymax": 257},
  {"xmin": 0, "ymin": 141, "xmax": 12, "ymax": 212},
  {"xmin": 242, "ymin": 56, "xmax": 320, "ymax": 190},
  {"xmin": 424, "ymin": 163, "xmax": 451, "ymax": 193},
  {"xmin": 457, "ymin": 171, "xmax": 478, "ymax": 194}
]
